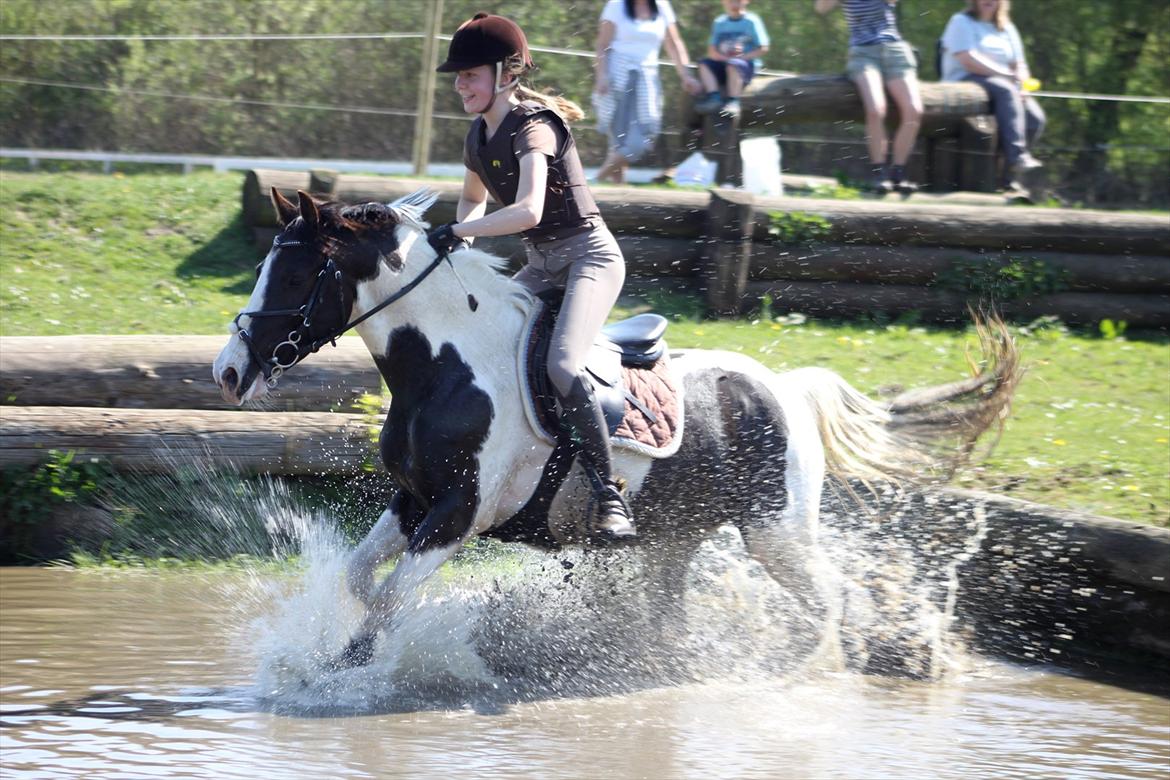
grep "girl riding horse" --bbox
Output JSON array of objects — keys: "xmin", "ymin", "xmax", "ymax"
[{"xmin": 426, "ymin": 13, "xmax": 635, "ymax": 542}]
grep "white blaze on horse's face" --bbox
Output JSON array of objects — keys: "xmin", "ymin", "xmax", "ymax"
[{"xmin": 212, "ymin": 243, "xmax": 279, "ymax": 405}]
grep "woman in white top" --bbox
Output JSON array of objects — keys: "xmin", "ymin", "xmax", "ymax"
[
  {"xmin": 593, "ymin": 0, "xmax": 702, "ymax": 183},
  {"xmin": 941, "ymin": 0, "xmax": 1045, "ymax": 188}
]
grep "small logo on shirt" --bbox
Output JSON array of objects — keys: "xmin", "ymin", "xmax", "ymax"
[{"xmin": 491, "ymin": 159, "xmax": 501, "ymax": 168}]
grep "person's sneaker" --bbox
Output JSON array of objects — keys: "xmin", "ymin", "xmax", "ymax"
[
  {"xmin": 720, "ymin": 99, "xmax": 741, "ymax": 118},
  {"xmin": 890, "ymin": 165, "xmax": 918, "ymax": 194},
  {"xmin": 694, "ymin": 92, "xmax": 724, "ymax": 114},
  {"xmin": 1014, "ymin": 153, "xmax": 1044, "ymax": 172},
  {"xmin": 865, "ymin": 165, "xmax": 894, "ymax": 195}
]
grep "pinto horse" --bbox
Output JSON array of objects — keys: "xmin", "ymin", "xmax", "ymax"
[{"xmin": 213, "ymin": 188, "xmax": 1018, "ymax": 669}]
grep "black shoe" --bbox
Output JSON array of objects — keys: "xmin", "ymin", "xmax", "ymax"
[
  {"xmin": 866, "ymin": 166, "xmax": 893, "ymax": 195},
  {"xmin": 890, "ymin": 165, "xmax": 918, "ymax": 194}
]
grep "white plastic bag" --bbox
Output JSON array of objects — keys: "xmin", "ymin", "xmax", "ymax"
[
  {"xmin": 673, "ymin": 151, "xmax": 717, "ymax": 187},
  {"xmin": 740, "ymin": 137, "xmax": 783, "ymax": 197}
]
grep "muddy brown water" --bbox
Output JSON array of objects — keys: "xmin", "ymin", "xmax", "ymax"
[{"xmin": 2, "ymin": 564, "xmax": 1167, "ymax": 780}]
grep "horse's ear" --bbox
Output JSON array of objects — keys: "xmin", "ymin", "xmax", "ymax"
[
  {"xmin": 271, "ymin": 187, "xmax": 298, "ymax": 226},
  {"xmin": 296, "ymin": 190, "xmax": 319, "ymax": 230}
]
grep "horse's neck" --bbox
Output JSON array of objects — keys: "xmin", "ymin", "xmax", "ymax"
[{"xmin": 352, "ymin": 251, "xmax": 533, "ymax": 390}]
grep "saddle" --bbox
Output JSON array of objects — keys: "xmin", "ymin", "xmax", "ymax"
[
  {"xmin": 521, "ymin": 291, "xmax": 681, "ymax": 453},
  {"xmin": 489, "ymin": 294, "xmax": 684, "ymax": 549}
]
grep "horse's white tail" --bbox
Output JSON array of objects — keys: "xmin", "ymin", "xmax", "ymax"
[{"xmin": 792, "ymin": 316, "xmax": 1021, "ymax": 485}]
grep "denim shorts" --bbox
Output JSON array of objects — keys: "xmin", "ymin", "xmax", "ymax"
[{"xmin": 846, "ymin": 40, "xmax": 917, "ymax": 80}]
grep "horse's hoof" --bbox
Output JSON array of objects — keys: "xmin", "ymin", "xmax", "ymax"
[{"xmin": 326, "ymin": 635, "xmax": 376, "ymax": 671}]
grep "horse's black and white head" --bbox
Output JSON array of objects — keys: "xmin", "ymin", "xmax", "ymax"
[{"xmin": 213, "ymin": 187, "xmax": 439, "ymax": 404}]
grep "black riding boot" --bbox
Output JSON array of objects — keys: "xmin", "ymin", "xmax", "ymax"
[{"xmin": 557, "ymin": 376, "xmax": 636, "ymax": 541}]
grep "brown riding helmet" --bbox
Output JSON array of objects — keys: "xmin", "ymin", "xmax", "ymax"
[{"xmin": 435, "ymin": 12, "xmax": 535, "ymax": 72}]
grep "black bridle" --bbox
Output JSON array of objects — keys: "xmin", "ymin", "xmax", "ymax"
[{"xmin": 233, "ymin": 235, "xmax": 448, "ymax": 387}]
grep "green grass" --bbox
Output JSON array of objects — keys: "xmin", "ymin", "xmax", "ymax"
[
  {"xmin": 1, "ymin": 171, "xmax": 255, "ymax": 336},
  {"xmin": 1, "ymin": 171, "xmax": 1167, "ymax": 526}
]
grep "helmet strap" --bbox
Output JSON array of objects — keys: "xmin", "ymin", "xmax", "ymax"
[{"xmin": 479, "ymin": 61, "xmax": 519, "ymax": 114}]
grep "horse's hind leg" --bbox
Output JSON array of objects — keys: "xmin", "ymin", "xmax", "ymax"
[
  {"xmin": 346, "ymin": 491, "xmax": 414, "ymax": 607},
  {"xmin": 739, "ymin": 519, "xmax": 843, "ymax": 671}
]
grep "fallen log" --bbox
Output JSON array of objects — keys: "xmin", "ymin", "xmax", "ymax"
[
  {"xmin": 0, "ymin": 336, "xmax": 381, "ymax": 411},
  {"xmin": 750, "ymin": 280, "xmax": 1170, "ymax": 326},
  {"xmin": 740, "ymin": 74, "xmax": 990, "ymax": 131},
  {"xmin": 0, "ymin": 406, "xmax": 374, "ymax": 475},
  {"xmin": 750, "ymin": 196, "xmax": 1170, "ymax": 256},
  {"xmin": 243, "ymin": 170, "xmax": 709, "ymax": 238},
  {"xmin": 750, "ymin": 245, "xmax": 1170, "ymax": 293}
]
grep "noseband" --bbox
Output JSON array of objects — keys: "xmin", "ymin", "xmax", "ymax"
[{"xmin": 233, "ymin": 235, "xmax": 450, "ymax": 388}]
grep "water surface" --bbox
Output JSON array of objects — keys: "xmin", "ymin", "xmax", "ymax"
[{"xmin": 2, "ymin": 566, "xmax": 1167, "ymax": 779}]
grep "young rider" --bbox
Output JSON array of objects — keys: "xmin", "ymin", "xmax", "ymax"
[{"xmin": 426, "ymin": 13, "xmax": 636, "ymax": 542}]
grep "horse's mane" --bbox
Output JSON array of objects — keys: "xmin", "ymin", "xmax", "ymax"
[{"xmin": 322, "ymin": 192, "xmax": 530, "ymax": 306}]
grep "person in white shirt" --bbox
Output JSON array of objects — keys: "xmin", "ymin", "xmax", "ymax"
[
  {"xmin": 593, "ymin": 0, "xmax": 702, "ymax": 183},
  {"xmin": 941, "ymin": 0, "xmax": 1045, "ymax": 190}
]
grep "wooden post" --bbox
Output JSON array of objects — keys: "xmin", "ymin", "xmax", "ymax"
[
  {"xmin": 928, "ymin": 135, "xmax": 962, "ymax": 192},
  {"xmin": 411, "ymin": 0, "xmax": 445, "ymax": 177},
  {"xmin": 959, "ymin": 115, "xmax": 998, "ymax": 192},
  {"xmin": 702, "ymin": 190, "xmax": 756, "ymax": 316},
  {"xmin": 308, "ymin": 168, "xmax": 339, "ymax": 196},
  {"xmin": 702, "ymin": 111, "xmax": 742, "ymax": 187}
]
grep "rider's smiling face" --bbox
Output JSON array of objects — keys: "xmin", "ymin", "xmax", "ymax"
[{"xmin": 454, "ymin": 65, "xmax": 495, "ymax": 114}]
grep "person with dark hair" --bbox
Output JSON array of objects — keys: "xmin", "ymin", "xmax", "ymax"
[
  {"xmin": 593, "ymin": 0, "xmax": 702, "ymax": 183},
  {"xmin": 941, "ymin": 0, "xmax": 1044, "ymax": 193},
  {"xmin": 429, "ymin": 13, "xmax": 636, "ymax": 541},
  {"xmin": 815, "ymin": 0, "xmax": 923, "ymax": 194}
]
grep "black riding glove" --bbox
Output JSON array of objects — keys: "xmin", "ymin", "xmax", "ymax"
[{"xmin": 426, "ymin": 223, "xmax": 467, "ymax": 256}]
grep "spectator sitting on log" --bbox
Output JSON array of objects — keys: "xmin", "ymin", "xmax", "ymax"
[
  {"xmin": 940, "ymin": 0, "xmax": 1045, "ymax": 195},
  {"xmin": 815, "ymin": 0, "xmax": 923, "ymax": 194},
  {"xmin": 693, "ymin": 0, "xmax": 770, "ymax": 119}
]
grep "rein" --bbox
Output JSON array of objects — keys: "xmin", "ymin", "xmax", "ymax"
[{"xmin": 234, "ymin": 236, "xmax": 449, "ymax": 387}]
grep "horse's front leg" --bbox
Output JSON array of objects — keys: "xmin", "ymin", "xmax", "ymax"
[
  {"xmin": 346, "ymin": 491, "xmax": 419, "ymax": 607},
  {"xmin": 331, "ymin": 491, "xmax": 474, "ymax": 669}
]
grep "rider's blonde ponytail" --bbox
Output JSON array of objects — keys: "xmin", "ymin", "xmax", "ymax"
[{"xmin": 504, "ymin": 54, "xmax": 585, "ymax": 124}]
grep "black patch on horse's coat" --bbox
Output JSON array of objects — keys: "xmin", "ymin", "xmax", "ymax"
[
  {"xmin": 632, "ymin": 368, "xmax": 790, "ymax": 535},
  {"xmin": 374, "ymin": 326, "xmax": 494, "ymax": 553}
]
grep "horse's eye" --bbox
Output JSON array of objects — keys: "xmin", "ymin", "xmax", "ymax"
[{"xmin": 288, "ymin": 273, "xmax": 309, "ymax": 287}]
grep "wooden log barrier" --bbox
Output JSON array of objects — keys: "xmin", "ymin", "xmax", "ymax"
[
  {"xmin": 0, "ymin": 407, "xmax": 374, "ymax": 475},
  {"xmin": 751, "ymin": 280, "xmax": 1170, "ymax": 327},
  {"xmin": 243, "ymin": 170, "xmax": 709, "ymax": 239},
  {"xmin": 0, "ymin": 336, "xmax": 381, "ymax": 411},
  {"xmin": 750, "ymin": 245, "xmax": 1170, "ymax": 294},
  {"xmin": 740, "ymin": 74, "xmax": 991, "ymax": 132},
  {"xmin": 748, "ymin": 196, "xmax": 1170, "ymax": 256}
]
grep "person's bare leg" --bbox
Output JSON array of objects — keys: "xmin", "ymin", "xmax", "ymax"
[
  {"xmin": 597, "ymin": 149, "xmax": 623, "ymax": 183},
  {"xmin": 725, "ymin": 66, "xmax": 744, "ymax": 98},
  {"xmin": 699, "ymin": 62, "xmax": 719, "ymax": 94},
  {"xmin": 885, "ymin": 75, "xmax": 923, "ymax": 166},
  {"xmin": 885, "ymin": 75, "xmax": 923, "ymax": 191},
  {"xmin": 852, "ymin": 69, "xmax": 891, "ymax": 192}
]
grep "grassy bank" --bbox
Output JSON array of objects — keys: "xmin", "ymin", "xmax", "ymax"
[{"xmin": 1, "ymin": 171, "xmax": 1167, "ymax": 525}]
